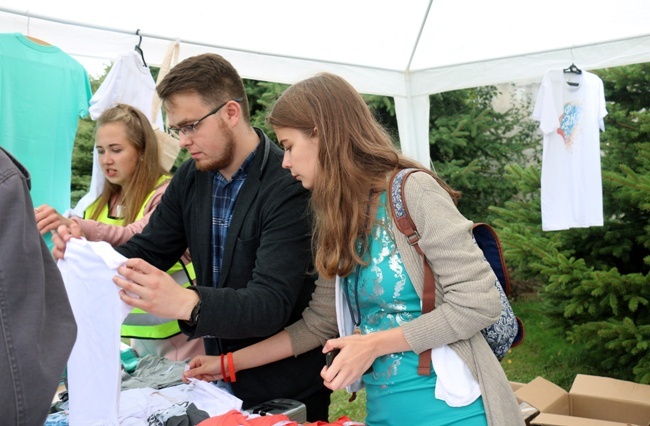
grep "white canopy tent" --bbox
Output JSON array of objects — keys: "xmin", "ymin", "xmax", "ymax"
[{"xmin": 2, "ymin": 0, "xmax": 649, "ymax": 167}]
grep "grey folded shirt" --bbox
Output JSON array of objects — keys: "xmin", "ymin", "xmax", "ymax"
[{"xmin": 121, "ymin": 354, "xmax": 188, "ymax": 390}]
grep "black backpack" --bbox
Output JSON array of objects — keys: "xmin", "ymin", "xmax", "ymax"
[{"xmin": 388, "ymin": 168, "xmax": 524, "ymax": 374}]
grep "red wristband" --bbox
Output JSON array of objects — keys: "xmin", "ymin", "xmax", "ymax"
[
  {"xmin": 227, "ymin": 352, "xmax": 236, "ymax": 383},
  {"xmin": 220, "ymin": 353, "xmax": 229, "ymax": 382}
]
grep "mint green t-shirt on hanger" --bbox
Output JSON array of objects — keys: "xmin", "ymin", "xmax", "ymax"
[{"xmin": 0, "ymin": 33, "xmax": 91, "ymax": 248}]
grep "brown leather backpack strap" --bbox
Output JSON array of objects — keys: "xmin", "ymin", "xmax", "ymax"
[
  {"xmin": 389, "ymin": 168, "xmax": 436, "ymax": 376},
  {"xmin": 418, "ymin": 256, "xmax": 435, "ymax": 375}
]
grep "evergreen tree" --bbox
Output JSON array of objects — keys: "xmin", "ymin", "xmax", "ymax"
[
  {"xmin": 367, "ymin": 86, "xmax": 540, "ymax": 223},
  {"xmin": 244, "ymin": 79, "xmax": 287, "ymax": 136},
  {"xmin": 70, "ymin": 67, "xmax": 109, "ymax": 204},
  {"xmin": 70, "ymin": 118, "xmax": 96, "ymax": 204},
  {"xmin": 491, "ymin": 63, "xmax": 650, "ymax": 383}
]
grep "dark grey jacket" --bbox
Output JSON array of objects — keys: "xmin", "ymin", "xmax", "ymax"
[
  {"xmin": 0, "ymin": 147, "xmax": 77, "ymax": 425},
  {"xmin": 116, "ymin": 130, "xmax": 325, "ymax": 408}
]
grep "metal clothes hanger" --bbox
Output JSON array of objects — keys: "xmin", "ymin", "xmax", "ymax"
[{"xmin": 135, "ymin": 29, "xmax": 148, "ymax": 68}]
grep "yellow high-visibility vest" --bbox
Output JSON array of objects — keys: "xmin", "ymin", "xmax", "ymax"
[{"xmin": 84, "ymin": 176, "xmax": 196, "ymax": 339}]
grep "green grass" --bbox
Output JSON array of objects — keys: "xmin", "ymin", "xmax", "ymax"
[
  {"xmin": 329, "ymin": 388, "xmax": 367, "ymax": 423},
  {"xmin": 500, "ymin": 294, "xmax": 602, "ymax": 390},
  {"xmin": 327, "ymin": 294, "xmax": 599, "ymax": 422}
]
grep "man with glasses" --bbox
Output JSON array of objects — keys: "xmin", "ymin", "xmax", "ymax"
[{"xmin": 54, "ymin": 53, "xmax": 331, "ymax": 421}]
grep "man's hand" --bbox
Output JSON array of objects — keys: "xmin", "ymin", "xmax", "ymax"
[
  {"xmin": 113, "ymin": 258, "xmax": 199, "ymax": 320},
  {"xmin": 51, "ymin": 223, "xmax": 83, "ymax": 260}
]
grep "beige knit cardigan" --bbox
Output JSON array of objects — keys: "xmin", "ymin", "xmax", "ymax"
[{"xmin": 285, "ymin": 171, "xmax": 524, "ymax": 426}]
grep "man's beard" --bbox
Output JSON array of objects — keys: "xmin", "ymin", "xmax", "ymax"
[{"xmin": 195, "ymin": 122, "xmax": 236, "ymax": 172}]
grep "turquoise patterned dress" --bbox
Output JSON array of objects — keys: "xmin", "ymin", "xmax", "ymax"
[{"xmin": 349, "ymin": 192, "xmax": 487, "ymax": 426}]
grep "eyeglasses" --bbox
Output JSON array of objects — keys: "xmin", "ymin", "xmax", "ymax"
[{"xmin": 167, "ymin": 97, "xmax": 243, "ymax": 139}]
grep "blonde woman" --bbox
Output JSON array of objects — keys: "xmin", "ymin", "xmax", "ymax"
[{"xmin": 36, "ymin": 104, "xmax": 202, "ymax": 361}]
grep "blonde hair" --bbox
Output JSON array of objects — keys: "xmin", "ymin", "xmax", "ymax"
[
  {"xmin": 90, "ymin": 104, "xmax": 168, "ymax": 224},
  {"xmin": 267, "ymin": 73, "xmax": 460, "ymax": 279}
]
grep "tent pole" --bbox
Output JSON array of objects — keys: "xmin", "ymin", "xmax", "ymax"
[{"xmin": 406, "ymin": 0, "xmax": 434, "ymax": 72}]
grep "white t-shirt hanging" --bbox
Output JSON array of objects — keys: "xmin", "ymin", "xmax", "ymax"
[
  {"xmin": 71, "ymin": 50, "xmax": 164, "ymax": 217},
  {"xmin": 532, "ymin": 69, "xmax": 607, "ymax": 231},
  {"xmin": 88, "ymin": 49, "xmax": 163, "ymax": 126}
]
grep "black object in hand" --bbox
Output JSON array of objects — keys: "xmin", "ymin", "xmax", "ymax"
[
  {"xmin": 325, "ymin": 349, "xmax": 372, "ymax": 374},
  {"xmin": 325, "ymin": 349, "xmax": 340, "ymax": 368}
]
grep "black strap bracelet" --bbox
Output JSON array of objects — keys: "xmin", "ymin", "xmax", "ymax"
[{"xmin": 185, "ymin": 287, "xmax": 202, "ymax": 327}]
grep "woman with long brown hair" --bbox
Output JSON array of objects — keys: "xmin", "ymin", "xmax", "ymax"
[{"xmin": 184, "ymin": 74, "xmax": 522, "ymax": 425}]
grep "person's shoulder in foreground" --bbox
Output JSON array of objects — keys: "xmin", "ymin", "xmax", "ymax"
[{"xmin": 0, "ymin": 147, "xmax": 77, "ymax": 425}]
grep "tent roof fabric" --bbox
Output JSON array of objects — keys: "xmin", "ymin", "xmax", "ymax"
[{"xmin": 2, "ymin": 0, "xmax": 649, "ymax": 166}]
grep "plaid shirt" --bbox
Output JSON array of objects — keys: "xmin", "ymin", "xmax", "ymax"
[{"xmin": 211, "ymin": 149, "xmax": 257, "ymax": 287}]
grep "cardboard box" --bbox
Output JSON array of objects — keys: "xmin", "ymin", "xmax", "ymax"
[
  {"xmin": 531, "ymin": 412, "xmax": 639, "ymax": 426},
  {"xmin": 511, "ymin": 381, "xmax": 526, "ymax": 392},
  {"xmin": 514, "ymin": 375, "xmax": 650, "ymax": 426},
  {"xmin": 512, "ymin": 380, "xmax": 540, "ymax": 424},
  {"xmin": 570, "ymin": 374, "xmax": 650, "ymax": 424},
  {"xmin": 516, "ymin": 376, "xmax": 570, "ymax": 415}
]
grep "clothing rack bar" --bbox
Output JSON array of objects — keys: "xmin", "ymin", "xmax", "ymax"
[
  {"xmin": 0, "ymin": 7, "xmax": 184, "ymax": 44},
  {"xmin": 2, "ymin": 6, "xmax": 649, "ymax": 74},
  {"xmin": 0, "ymin": 6, "xmax": 389, "ymax": 72}
]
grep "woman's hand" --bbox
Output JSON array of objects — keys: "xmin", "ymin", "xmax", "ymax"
[
  {"xmin": 34, "ymin": 204, "xmax": 74, "ymax": 235},
  {"xmin": 183, "ymin": 355, "xmax": 223, "ymax": 383},
  {"xmin": 320, "ymin": 334, "xmax": 379, "ymax": 390},
  {"xmin": 321, "ymin": 327, "xmax": 411, "ymax": 390}
]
